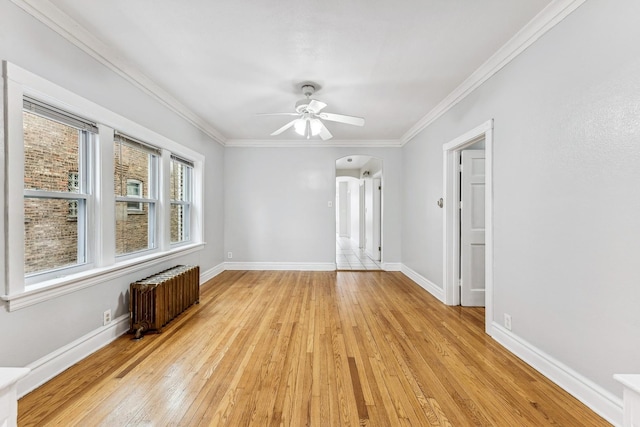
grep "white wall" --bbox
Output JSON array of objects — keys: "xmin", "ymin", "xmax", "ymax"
[
  {"xmin": 0, "ymin": 2, "xmax": 224, "ymax": 367},
  {"xmin": 402, "ymin": 0, "xmax": 640, "ymax": 400},
  {"xmin": 225, "ymin": 147, "xmax": 401, "ymax": 265}
]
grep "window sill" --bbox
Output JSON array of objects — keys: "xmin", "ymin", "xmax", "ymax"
[{"xmin": 1, "ymin": 242, "xmax": 206, "ymax": 311}]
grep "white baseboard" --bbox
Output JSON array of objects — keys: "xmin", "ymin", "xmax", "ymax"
[
  {"xmin": 491, "ymin": 322, "xmax": 622, "ymax": 426},
  {"xmin": 224, "ymin": 262, "xmax": 336, "ymax": 271},
  {"xmin": 400, "ymin": 264, "xmax": 445, "ymax": 303},
  {"xmin": 200, "ymin": 263, "xmax": 225, "ymax": 284},
  {"xmin": 17, "ymin": 314, "xmax": 130, "ymax": 398},
  {"xmin": 382, "ymin": 262, "xmax": 402, "ymax": 271}
]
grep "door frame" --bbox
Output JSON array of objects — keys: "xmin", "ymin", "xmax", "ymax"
[
  {"xmin": 442, "ymin": 119, "xmax": 493, "ymax": 334},
  {"xmin": 372, "ymin": 175, "xmax": 382, "ymax": 262},
  {"xmin": 334, "ymin": 155, "xmax": 384, "ymax": 268},
  {"xmin": 359, "ymin": 182, "xmax": 365, "ymax": 249}
]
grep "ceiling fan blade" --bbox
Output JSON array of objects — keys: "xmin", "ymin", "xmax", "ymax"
[
  {"xmin": 318, "ymin": 121, "xmax": 333, "ymax": 141},
  {"xmin": 307, "ymin": 99, "xmax": 327, "ymax": 113},
  {"xmin": 257, "ymin": 113, "xmax": 299, "ymax": 116},
  {"xmin": 270, "ymin": 119, "xmax": 298, "ymax": 136},
  {"xmin": 318, "ymin": 112, "xmax": 365, "ymax": 127}
]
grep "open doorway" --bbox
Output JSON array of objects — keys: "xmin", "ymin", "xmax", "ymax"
[
  {"xmin": 443, "ymin": 119, "xmax": 493, "ymax": 334},
  {"xmin": 335, "ymin": 155, "xmax": 382, "ymax": 270}
]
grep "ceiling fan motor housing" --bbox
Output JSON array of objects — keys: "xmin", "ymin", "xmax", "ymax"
[
  {"xmin": 301, "ymin": 84, "xmax": 315, "ymax": 97},
  {"xmin": 296, "ymin": 84, "xmax": 317, "ymax": 113}
]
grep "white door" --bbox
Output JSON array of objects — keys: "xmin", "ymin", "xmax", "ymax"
[
  {"xmin": 372, "ymin": 177, "xmax": 382, "ymax": 261},
  {"xmin": 460, "ymin": 150, "xmax": 485, "ymax": 306},
  {"xmin": 359, "ymin": 182, "xmax": 365, "ymax": 249}
]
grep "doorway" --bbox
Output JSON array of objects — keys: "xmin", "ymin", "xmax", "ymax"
[
  {"xmin": 335, "ymin": 155, "xmax": 382, "ymax": 270},
  {"xmin": 443, "ymin": 120, "xmax": 493, "ymax": 334}
]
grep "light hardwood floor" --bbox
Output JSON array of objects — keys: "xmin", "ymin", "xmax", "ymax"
[{"xmin": 19, "ymin": 271, "xmax": 609, "ymax": 426}]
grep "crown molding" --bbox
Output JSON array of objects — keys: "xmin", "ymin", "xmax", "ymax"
[
  {"xmin": 224, "ymin": 139, "xmax": 402, "ymax": 148},
  {"xmin": 400, "ymin": 0, "xmax": 587, "ymax": 146},
  {"xmin": 9, "ymin": 0, "xmax": 227, "ymax": 145}
]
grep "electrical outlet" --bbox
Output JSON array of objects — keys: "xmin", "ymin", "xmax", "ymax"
[
  {"xmin": 103, "ymin": 309, "xmax": 112, "ymax": 326},
  {"xmin": 504, "ymin": 313, "xmax": 512, "ymax": 331},
  {"xmin": 227, "ymin": 251, "xmax": 233, "ymax": 259}
]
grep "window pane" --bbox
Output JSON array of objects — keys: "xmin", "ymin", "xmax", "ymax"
[
  {"xmin": 23, "ymin": 111, "xmax": 80, "ymax": 192},
  {"xmin": 116, "ymin": 201, "xmax": 153, "ymax": 255},
  {"xmin": 170, "ymin": 203, "xmax": 189, "ymax": 243},
  {"xmin": 24, "ymin": 198, "xmax": 84, "ymax": 274},
  {"xmin": 114, "ymin": 141, "xmax": 152, "ymax": 198}
]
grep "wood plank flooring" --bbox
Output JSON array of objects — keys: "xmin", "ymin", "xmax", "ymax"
[{"xmin": 18, "ymin": 271, "xmax": 609, "ymax": 426}]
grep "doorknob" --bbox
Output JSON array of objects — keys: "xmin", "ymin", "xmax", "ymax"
[{"xmin": 437, "ymin": 198, "xmax": 444, "ymax": 208}]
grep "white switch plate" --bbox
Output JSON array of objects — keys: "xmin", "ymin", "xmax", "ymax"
[{"xmin": 227, "ymin": 251, "xmax": 233, "ymax": 259}]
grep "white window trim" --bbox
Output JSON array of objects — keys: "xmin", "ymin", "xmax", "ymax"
[
  {"xmin": 3, "ymin": 242, "xmax": 205, "ymax": 311},
  {"xmin": 1, "ymin": 61, "xmax": 205, "ymax": 311}
]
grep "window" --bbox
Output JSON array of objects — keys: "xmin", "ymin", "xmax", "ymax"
[
  {"xmin": 22, "ymin": 97, "xmax": 95, "ymax": 278},
  {"xmin": 114, "ymin": 134, "xmax": 159, "ymax": 256},
  {"xmin": 126, "ymin": 179, "xmax": 143, "ymax": 212},
  {"xmin": 4, "ymin": 62, "xmax": 205, "ymax": 311},
  {"xmin": 170, "ymin": 156, "xmax": 193, "ymax": 244}
]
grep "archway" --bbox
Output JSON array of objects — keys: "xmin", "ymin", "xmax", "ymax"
[{"xmin": 335, "ymin": 155, "xmax": 382, "ymax": 270}]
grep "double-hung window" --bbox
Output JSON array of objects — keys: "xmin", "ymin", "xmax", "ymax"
[
  {"xmin": 22, "ymin": 97, "xmax": 95, "ymax": 281},
  {"xmin": 170, "ymin": 155, "xmax": 193, "ymax": 244},
  {"xmin": 114, "ymin": 133, "xmax": 159, "ymax": 256},
  {"xmin": 3, "ymin": 62, "xmax": 205, "ymax": 311}
]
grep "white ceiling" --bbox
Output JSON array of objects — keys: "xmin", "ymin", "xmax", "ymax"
[
  {"xmin": 335, "ymin": 155, "xmax": 372, "ymax": 170},
  {"xmin": 43, "ymin": 0, "xmax": 552, "ymax": 143}
]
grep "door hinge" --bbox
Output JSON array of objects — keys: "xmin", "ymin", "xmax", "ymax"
[
  {"xmin": 459, "ymin": 201, "xmax": 463, "ymax": 209},
  {"xmin": 459, "ymin": 164, "xmax": 463, "ymax": 172},
  {"xmin": 378, "ymin": 186, "xmax": 381, "ymax": 190},
  {"xmin": 378, "ymin": 246, "xmax": 381, "ymax": 251}
]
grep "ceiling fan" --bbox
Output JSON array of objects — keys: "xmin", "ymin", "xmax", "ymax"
[{"xmin": 260, "ymin": 84, "xmax": 365, "ymax": 140}]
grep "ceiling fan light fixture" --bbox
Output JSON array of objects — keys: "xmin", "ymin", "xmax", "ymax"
[
  {"xmin": 310, "ymin": 119, "xmax": 322, "ymax": 136},
  {"xmin": 294, "ymin": 118, "xmax": 323, "ymax": 138},
  {"xmin": 294, "ymin": 119, "xmax": 306, "ymax": 136}
]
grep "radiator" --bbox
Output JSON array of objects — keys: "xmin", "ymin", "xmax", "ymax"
[{"xmin": 129, "ymin": 265, "xmax": 200, "ymax": 339}]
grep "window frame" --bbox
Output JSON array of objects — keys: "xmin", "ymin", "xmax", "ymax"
[
  {"xmin": 114, "ymin": 134, "xmax": 160, "ymax": 257},
  {"xmin": 2, "ymin": 62, "xmax": 205, "ymax": 311},
  {"xmin": 22, "ymin": 108, "xmax": 95, "ymax": 284}
]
